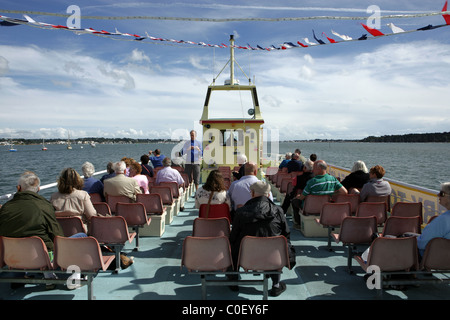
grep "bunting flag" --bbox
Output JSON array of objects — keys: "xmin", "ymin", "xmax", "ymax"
[{"xmin": 1, "ymin": 2, "xmax": 450, "ymax": 51}]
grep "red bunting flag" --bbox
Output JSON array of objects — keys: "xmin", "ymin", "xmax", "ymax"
[
  {"xmin": 442, "ymin": 0, "xmax": 450, "ymax": 25},
  {"xmin": 361, "ymin": 23, "xmax": 385, "ymax": 36}
]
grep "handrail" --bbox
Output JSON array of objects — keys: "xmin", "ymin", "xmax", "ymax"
[{"xmin": 0, "ymin": 170, "xmax": 107, "ymax": 202}]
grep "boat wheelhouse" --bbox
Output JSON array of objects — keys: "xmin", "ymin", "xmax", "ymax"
[{"xmin": 200, "ymin": 35, "xmax": 264, "ymax": 181}]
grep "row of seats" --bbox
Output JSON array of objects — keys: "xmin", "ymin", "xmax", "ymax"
[
  {"xmin": 0, "ymin": 235, "xmax": 114, "ymax": 300},
  {"xmin": 182, "ymin": 217, "xmax": 291, "ymax": 300}
]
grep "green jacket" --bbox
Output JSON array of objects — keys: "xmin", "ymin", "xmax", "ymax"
[{"xmin": 0, "ymin": 191, "xmax": 64, "ymax": 251}]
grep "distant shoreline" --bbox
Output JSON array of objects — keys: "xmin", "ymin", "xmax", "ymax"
[{"xmin": 1, "ymin": 131, "xmax": 449, "ymax": 145}]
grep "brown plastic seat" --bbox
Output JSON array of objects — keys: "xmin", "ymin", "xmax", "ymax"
[
  {"xmin": 89, "ymin": 193, "xmax": 103, "ymax": 203},
  {"xmin": 199, "ymin": 203, "xmax": 231, "ymax": 223},
  {"xmin": 181, "ymin": 236, "xmax": 233, "ymax": 272},
  {"xmin": 237, "ymin": 235, "xmax": 290, "ymax": 272},
  {"xmin": 54, "ymin": 236, "xmax": 114, "ymax": 272},
  {"xmin": 89, "ymin": 216, "xmax": 136, "ymax": 273},
  {"xmin": 355, "ymin": 236, "xmax": 418, "ymax": 273},
  {"xmin": 356, "ymin": 202, "xmax": 387, "ymax": 225},
  {"xmin": 136, "ymin": 193, "xmax": 166, "ymax": 215},
  {"xmin": 56, "ymin": 216, "xmax": 86, "ymax": 237},
  {"xmin": 420, "ymin": 237, "xmax": 450, "ymax": 271},
  {"xmin": 391, "ymin": 201, "xmax": 423, "ymax": 224},
  {"xmin": 303, "ymin": 195, "xmax": 331, "ymax": 216},
  {"xmin": 332, "ymin": 193, "xmax": 361, "ymax": 215},
  {"xmin": 159, "ymin": 181, "xmax": 181, "ymax": 199},
  {"xmin": 192, "ymin": 217, "xmax": 230, "ymax": 237},
  {"xmin": 116, "ymin": 202, "xmax": 151, "ymax": 251},
  {"xmin": 92, "ymin": 202, "xmax": 112, "ymax": 216},
  {"xmin": 332, "ymin": 216, "xmax": 378, "ymax": 273},
  {"xmin": 150, "ymin": 186, "xmax": 174, "ymax": 205},
  {"xmin": 365, "ymin": 194, "xmax": 391, "ymax": 212},
  {"xmin": 54, "ymin": 236, "xmax": 115, "ymax": 299},
  {"xmin": 2, "ymin": 236, "xmax": 53, "ymax": 270},
  {"xmin": 381, "ymin": 216, "xmax": 421, "ymax": 237},
  {"xmin": 106, "ymin": 194, "xmax": 132, "ymax": 214},
  {"xmin": 315, "ymin": 202, "xmax": 351, "ymax": 251}
]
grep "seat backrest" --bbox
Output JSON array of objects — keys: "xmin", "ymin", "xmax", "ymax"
[
  {"xmin": 237, "ymin": 236, "xmax": 290, "ymax": 272},
  {"xmin": 93, "ymin": 202, "xmax": 112, "ymax": 216},
  {"xmin": 181, "ymin": 236, "xmax": 233, "ymax": 272},
  {"xmin": 89, "ymin": 193, "xmax": 103, "ymax": 203},
  {"xmin": 54, "ymin": 236, "xmax": 114, "ymax": 272},
  {"xmin": 276, "ymin": 173, "xmax": 289, "ymax": 187},
  {"xmin": 159, "ymin": 181, "xmax": 180, "ymax": 198},
  {"xmin": 367, "ymin": 236, "xmax": 418, "ymax": 272},
  {"xmin": 279, "ymin": 178, "xmax": 292, "ymax": 194},
  {"xmin": 339, "ymin": 216, "xmax": 378, "ymax": 244},
  {"xmin": 365, "ymin": 194, "xmax": 390, "ymax": 212},
  {"xmin": 192, "ymin": 218, "xmax": 230, "ymax": 237},
  {"xmin": 319, "ymin": 202, "xmax": 351, "ymax": 227},
  {"xmin": 199, "ymin": 203, "xmax": 231, "ymax": 223},
  {"xmin": 149, "ymin": 186, "xmax": 173, "ymax": 205},
  {"xmin": 180, "ymin": 173, "xmax": 190, "ymax": 189},
  {"xmin": 391, "ymin": 202, "xmax": 423, "ymax": 223},
  {"xmin": 56, "ymin": 216, "xmax": 86, "ymax": 237},
  {"xmin": 356, "ymin": 202, "xmax": 387, "ymax": 225},
  {"xmin": 332, "ymin": 193, "xmax": 361, "ymax": 215},
  {"xmin": 303, "ymin": 195, "xmax": 330, "ymax": 216},
  {"xmin": 421, "ymin": 237, "xmax": 450, "ymax": 271},
  {"xmin": 381, "ymin": 216, "xmax": 421, "ymax": 237},
  {"xmin": 116, "ymin": 202, "xmax": 150, "ymax": 226},
  {"xmin": 89, "ymin": 216, "xmax": 132, "ymax": 244},
  {"xmin": 2, "ymin": 236, "xmax": 53, "ymax": 270},
  {"xmin": 106, "ymin": 195, "xmax": 132, "ymax": 213},
  {"xmin": 136, "ymin": 193, "xmax": 165, "ymax": 214}
]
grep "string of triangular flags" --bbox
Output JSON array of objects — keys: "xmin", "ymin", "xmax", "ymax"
[{"xmin": 1, "ymin": 2, "xmax": 450, "ymax": 51}]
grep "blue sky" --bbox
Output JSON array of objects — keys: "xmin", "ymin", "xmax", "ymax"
[{"xmin": 1, "ymin": 0, "xmax": 449, "ymax": 141}]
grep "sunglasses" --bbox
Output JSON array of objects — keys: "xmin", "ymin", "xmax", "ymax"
[{"xmin": 438, "ymin": 191, "xmax": 447, "ymax": 197}]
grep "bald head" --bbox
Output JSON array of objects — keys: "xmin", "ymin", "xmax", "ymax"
[
  {"xmin": 313, "ymin": 160, "xmax": 328, "ymax": 175},
  {"xmin": 244, "ymin": 162, "xmax": 258, "ymax": 176}
]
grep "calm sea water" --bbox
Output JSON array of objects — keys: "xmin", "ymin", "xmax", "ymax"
[{"xmin": 1, "ymin": 141, "xmax": 449, "ymax": 204}]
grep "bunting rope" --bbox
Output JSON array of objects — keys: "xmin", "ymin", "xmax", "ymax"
[{"xmin": 1, "ymin": 2, "xmax": 450, "ymax": 51}]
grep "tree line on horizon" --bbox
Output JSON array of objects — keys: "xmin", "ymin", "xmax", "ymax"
[{"xmin": 1, "ymin": 132, "xmax": 449, "ymax": 145}]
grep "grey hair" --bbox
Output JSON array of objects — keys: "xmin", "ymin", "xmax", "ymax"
[
  {"xmin": 303, "ymin": 159, "xmax": 314, "ymax": 171},
  {"xmin": 113, "ymin": 161, "xmax": 126, "ymax": 174},
  {"xmin": 163, "ymin": 157, "xmax": 172, "ymax": 167},
  {"xmin": 351, "ymin": 160, "xmax": 368, "ymax": 173},
  {"xmin": 18, "ymin": 171, "xmax": 40, "ymax": 193},
  {"xmin": 441, "ymin": 182, "xmax": 450, "ymax": 195},
  {"xmin": 81, "ymin": 161, "xmax": 95, "ymax": 178}
]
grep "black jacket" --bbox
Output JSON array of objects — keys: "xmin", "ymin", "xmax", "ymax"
[{"xmin": 229, "ymin": 196, "xmax": 296, "ymax": 268}]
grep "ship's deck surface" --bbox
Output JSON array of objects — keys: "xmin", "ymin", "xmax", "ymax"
[{"xmin": 1, "ymin": 190, "xmax": 449, "ymax": 303}]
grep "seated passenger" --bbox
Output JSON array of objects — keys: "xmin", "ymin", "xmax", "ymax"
[
  {"xmin": 417, "ymin": 182, "xmax": 450, "ymax": 256},
  {"xmin": 195, "ymin": 169, "xmax": 231, "ymax": 209},
  {"xmin": 155, "ymin": 157, "xmax": 185, "ymax": 210},
  {"xmin": 129, "ymin": 161, "xmax": 149, "ymax": 194},
  {"xmin": 51, "ymin": 167, "xmax": 98, "ymax": 232},
  {"xmin": 103, "ymin": 161, "xmax": 142, "ymax": 201},
  {"xmin": 0, "ymin": 171, "xmax": 64, "ymax": 252},
  {"xmin": 81, "ymin": 161, "xmax": 104, "ymax": 200},
  {"xmin": 286, "ymin": 153, "xmax": 303, "ymax": 173},
  {"xmin": 356, "ymin": 165, "xmax": 391, "ymax": 202},
  {"xmin": 229, "ymin": 181, "xmax": 295, "ymax": 297},
  {"xmin": 341, "ymin": 160, "xmax": 370, "ymax": 193},
  {"xmin": 282, "ymin": 159, "xmax": 314, "ymax": 217},
  {"xmin": 278, "ymin": 152, "xmax": 292, "ymax": 170}
]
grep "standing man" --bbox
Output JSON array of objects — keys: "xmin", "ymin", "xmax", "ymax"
[{"xmin": 182, "ymin": 130, "xmax": 203, "ymax": 192}]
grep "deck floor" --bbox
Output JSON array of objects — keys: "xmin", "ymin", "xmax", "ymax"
[{"xmin": 1, "ymin": 191, "xmax": 450, "ymax": 302}]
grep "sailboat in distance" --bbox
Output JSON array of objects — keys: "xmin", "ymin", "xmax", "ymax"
[
  {"xmin": 42, "ymin": 138, "xmax": 47, "ymax": 151},
  {"xmin": 67, "ymin": 131, "xmax": 72, "ymax": 150}
]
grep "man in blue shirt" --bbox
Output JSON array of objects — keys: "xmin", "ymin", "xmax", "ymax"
[
  {"xmin": 417, "ymin": 182, "xmax": 450, "ymax": 256},
  {"xmin": 181, "ymin": 130, "xmax": 203, "ymax": 192}
]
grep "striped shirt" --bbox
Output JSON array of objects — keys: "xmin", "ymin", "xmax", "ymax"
[{"xmin": 302, "ymin": 174, "xmax": 343, "ymax": 196}]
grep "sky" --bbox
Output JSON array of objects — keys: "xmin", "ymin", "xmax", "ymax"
[{"xmin": 1, "ymin": 0, "xmax": 450, "ymax": 141}]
